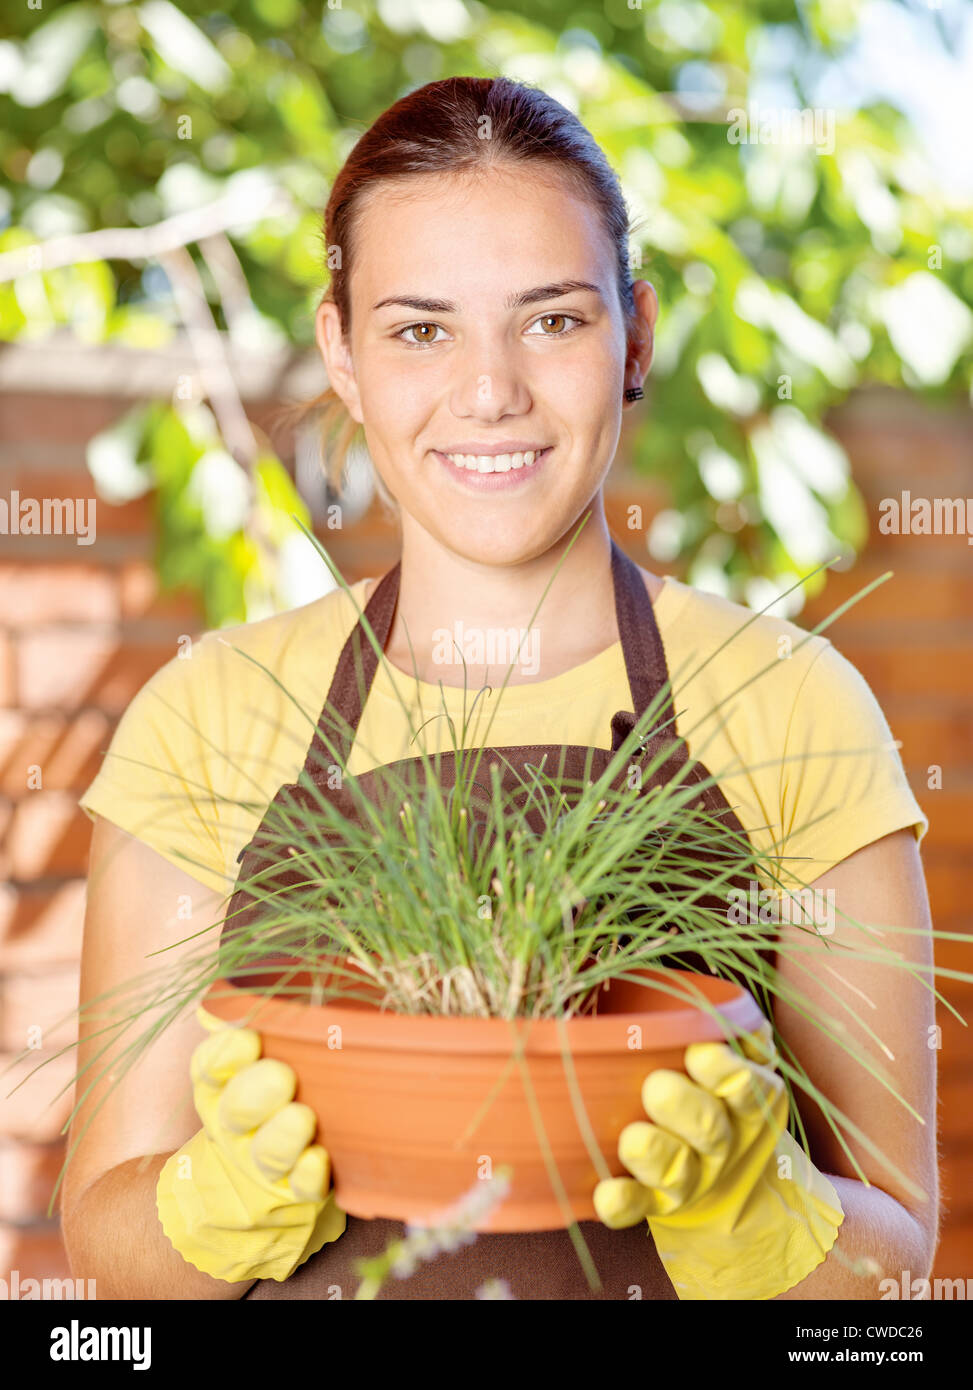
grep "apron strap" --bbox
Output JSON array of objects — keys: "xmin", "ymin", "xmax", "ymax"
[
  {"xmin": 302, "ymin": 539, "xmax": 678, "ymax": 777},
  {"xmin": 609, "ymin": 538, "xmax": 675, "ymax": 731},
  {"xmin": 302, "ymin": 563, "xmax": 401, "ymax": 776}
]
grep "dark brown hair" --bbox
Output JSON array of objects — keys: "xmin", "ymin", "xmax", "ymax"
[{"xmin": 299, "ymin": 75, "xmax": 641, "ymax": 512}]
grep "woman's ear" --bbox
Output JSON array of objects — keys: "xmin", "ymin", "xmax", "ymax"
[
  {"xmin": 315, "ymin": 299, "xmax": 364, "ymax": 425},
  {"xmin": 626, "ymin": 280, "xmax": 659, "ymax": 392}
]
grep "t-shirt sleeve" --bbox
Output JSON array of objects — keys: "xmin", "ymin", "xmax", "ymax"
[
  {"xmin": 773, "ymin": 638, "xmax": 928, "ymax": 889},
  {"xmin": 77, "ymin": 638, "xmax": 235, "ymax": 897}
]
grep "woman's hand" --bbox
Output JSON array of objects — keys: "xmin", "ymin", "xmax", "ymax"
[
  {"xmin": 156, "ymin": 1008, "xmax": 346, "ymax": 1283},
  {"xmin": 593, "ymin": 1021, "xmax": 844, "ymax": 1300}
]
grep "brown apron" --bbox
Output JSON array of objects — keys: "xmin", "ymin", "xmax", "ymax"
[{"xmin": 223, "ymin": 539, "xmax": 761, "ymax": 1300}]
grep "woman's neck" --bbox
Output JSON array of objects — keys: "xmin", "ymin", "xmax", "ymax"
[{"xmin": 367, "ymin": 529, "xmax": 664, "ymax": 689}]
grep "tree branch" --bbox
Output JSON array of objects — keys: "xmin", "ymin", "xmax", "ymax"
[
  {"xmin": 0, "ymin": 182, "xmax": 292, "ymax": 283},
  {"xmin": 197, "ymin": 232, "xmax": 256, "ymax": 338},
  {"xmin": 157, "ymin": 245, "xmax": 258, "ymax": 469}
]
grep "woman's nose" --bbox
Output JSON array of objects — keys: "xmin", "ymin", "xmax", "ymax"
[{"xmin": 450, "ymin": 353, "xmax": 533, "ymax": 420}]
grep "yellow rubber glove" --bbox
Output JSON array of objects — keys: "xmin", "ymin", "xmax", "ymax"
[
  {"xmin": 157, "ymin": 1008, "xmax": 346, "ymax": 1283},
  {"xmin": 593, "ymin": 1021, "xmax": 844, "ymax": 1300}
]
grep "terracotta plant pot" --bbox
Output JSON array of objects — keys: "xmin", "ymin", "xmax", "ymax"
[{"xmin": 203, "ymin": 965, "xmax": 765, "ymax": 1232}]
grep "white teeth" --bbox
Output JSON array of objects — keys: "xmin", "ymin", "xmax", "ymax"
[{"xmin": 443, "ymin": 449, "xmax": 543, "ymax": 472}]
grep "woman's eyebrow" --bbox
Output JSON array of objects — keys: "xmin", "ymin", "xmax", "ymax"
[{"xmin": 371, "ymin": 280, "xmax": 605, "ymax": 314}]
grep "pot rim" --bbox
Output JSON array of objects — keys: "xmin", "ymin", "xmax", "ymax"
[{"xmin": 202, "ymin": 967, "xmax": 766, "ymax": 1055}]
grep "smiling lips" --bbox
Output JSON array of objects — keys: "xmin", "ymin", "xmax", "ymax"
[{"xmin": 439, "ymin": 449, "xmax": 548, "ymax": 474}]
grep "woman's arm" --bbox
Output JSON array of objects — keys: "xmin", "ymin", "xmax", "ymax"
[
  {"xmin": 61, "ymin": 815, "xmax": 255, "ymax": 1299},
  {"xmin": 770, "ymin": 827, "xmax": 940, "ymax": 1299}
]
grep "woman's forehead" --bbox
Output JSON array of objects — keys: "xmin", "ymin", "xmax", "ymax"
[{"xmin": 349, "ymin": 169, "xmax": 612, "ymax": 302}]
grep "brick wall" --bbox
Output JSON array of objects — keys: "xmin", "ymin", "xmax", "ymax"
[
  {"xmin": 0, "ymin": 377, "xmax": 203, "ymax": 1283},
  {"xmin": 799, "ymin": 392, "xmax": 973, "ymax": 1280},
  {"xmin": 0, "ymin": 347, "xmax": 969, "ymax": 1292}
]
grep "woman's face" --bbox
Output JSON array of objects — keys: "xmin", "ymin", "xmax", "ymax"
[{"xmin": 317, "ymin": 164, "xmax": 657, "ymax": 567}]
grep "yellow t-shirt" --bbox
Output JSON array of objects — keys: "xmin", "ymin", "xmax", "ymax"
[{"xmin": 78, "ymin": 573, "xmax": 927, "ymax": 899}]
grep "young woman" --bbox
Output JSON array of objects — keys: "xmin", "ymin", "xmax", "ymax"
[{"xmin": 65, "ymin": 76, "xmax": 937, "ymax": 1301}]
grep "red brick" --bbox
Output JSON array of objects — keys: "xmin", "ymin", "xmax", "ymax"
[
  {"xmin": 80, "ymin": 641, "xmax": 178, "ymax": 715},
  {"xmin": 118, "ymin": 558, "xmax": 200, "ymax": 621},
  {"xmin": 838, "ymin": 642, "xmax": 973, "ymax": 700},
  {"xmin": 850, "ymin": 447, "xmax": 972, "ymax": 494},
  {"xmin": 15, "ymin": 629, "xmax": 117, "ymax": 711},
  {"xmin": 805, "ymin": 566, "xmax": 973, "ymax": 627},
  {"xmin": 0, "ymin": 394, "xmax": 131, "ymax": 446},
  {"xmin": 939, "ymin": 1073, "xmax": 973, "ymax": 1143},
  {"xmin": 0, "ymin": 709, "xmax": 113, "ymax": 796},
  {"xmin": 932, "ymin": 1220, "xmax": 973, "ymax": 1278},
  {"xmin": 939, "ymin": 1149, "xmax": 973, "ymax": 1222},
  {"xmin": 934, "ymin": 999, "xmax": 973, "ymax": 1072},
  {"xmin": 923, "ymin": 860, "xmax": 973, "ymax": 925},
  {"xmin": 868, "ymin": 526, "xmax": 973, "ymax": 561},
  {"xmin": 0, "ymin": 882, "xmax": 86, "ymax": 970},
  {"xmin": 0, "ymin": 1049, "xmax": 76, "ymax": 1140},
  {"xmin": 90, "ymin": 494, "xmax": 155, "ymax": 537},
  {"xmin": 6, "ymin": 793, "xmax": 92, "ymax": 878},
  {"xmin": 0, "ymin": 563, "xmax": 119, "ymax": 627},
  {"xmin": 924, "ymin": 807, "xmax": 973, "ymax": 858},
  {"xmin": 0, "ymin": 967, "xmax": 79, "ymax": 1053},
  {"xmin": 0, "ymin": 439, "xmax": 86, "ymax": 470},
  {"xmin": 937, "ymin": 976, "xmax": 973, "ymax": 1005},
  {"xmin": 0, "ymin": 1225, "xmax": 72, "ymax": 1284},
  {"xmin": 1, "ymin": 464, "xmax": 96, "ymax": 504},
  {"xmin": 0, "ymin": 1140, "xmax": 66, "ymax": 1223},
  {"xmin": 0, "ymin": 630, "xmax": 13, "ymax": 709},
  {"xmin": 933, "ymin": 934, "xmax": 973, "ymax": 977},
  {"xmin": 0, "ymin": 712, "xmax": 26, "ymax": 770},
  {"xmin": 895, "ymin": 722, "xmax": 973, "ymax": 778},
  {"xmin": 312, "ymin": 505, "xmax": 398, "ymax": 560},
  {"xmin": 924, "ymin": 806, "xmax": 973, "ymax": 849},
  {"xmin": 11, "ymin": 641, "xmax": 183, "ymax": 730},
  {"xmin": 829, "ymin": 405, "xmax": 971, "ymax": 486},
  {"xmin": 603, "ymin": 489, "xmax": 665, "ymax": 542},
  {"xmin": 3, "ymin": 466, "xmax": 152, "ymax": 536},
  {"xmin": 867, "ymin": 441, "xmax": 971, "ymax": 489}
]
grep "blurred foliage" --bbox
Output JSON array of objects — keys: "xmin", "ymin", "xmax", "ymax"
[
  {"xmin": 86, "ymin": 397, "xmax": 312, "ymax": 625},
  {"xmin": 1, "ymin": 0, "xmax": 972, "ymax": 620}
]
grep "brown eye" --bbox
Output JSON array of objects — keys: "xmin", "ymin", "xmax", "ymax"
[
  {"xmin": 395, "ymin": 321, "xmax": 445, "ymax": 348},
  {"xmin": 527, "ymin": 313, "xmax": 582, "ymax": 338}
]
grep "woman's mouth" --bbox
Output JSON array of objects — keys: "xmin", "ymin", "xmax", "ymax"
[{"xmin": 433, "ymin": 447, "xmax": 553, "ymax": 492}]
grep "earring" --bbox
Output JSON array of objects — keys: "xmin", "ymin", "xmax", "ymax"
[{"xmin": 624, "ymin": 386, "xmax": 644, "ymax": 402}]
